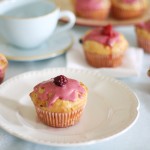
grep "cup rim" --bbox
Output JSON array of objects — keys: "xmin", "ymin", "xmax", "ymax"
[{"xmin": 0, "ymin": 0, "xmax": 59, "ymax": 20}]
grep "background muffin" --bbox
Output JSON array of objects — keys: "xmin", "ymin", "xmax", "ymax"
[
  {"xmin": 111, "ymin": 0, "xmax": 148, "ymax": 20},
  {"xmin": 147, "ymin": 68, "xmax": 150, "ymax": 77},
  {"xmin": 0, "ymin": 54, "xmax": 8, "ymax": 84},
  {"xmin": 73, "ymin": 0, "xmax": 111, "ymax": 20},
  {"xmin": 135, "ymin": 20, "xmax": 150, "ymax": 53},
  {"xmin": 80, "ymin": 25, "xmax": 128, "ymax": 68},
  {"xmin": 30, "ymin": 75, "xmax": 88, "ymax": 128}
]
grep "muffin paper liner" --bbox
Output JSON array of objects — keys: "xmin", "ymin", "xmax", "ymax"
[
  {"xmin": 111, "ymin": 5, "xmax": 145, "ymax": 19},
  {"xmin": 137, "ymin": 36, "xmax": 150, "ymax": 53},
  {"xmin": 35, "ymin": 106, "xmax": 84, "ymax": 128},
  {"xmin": 84, "ymin": 51, "xmax": 124, "ymax": 68}
]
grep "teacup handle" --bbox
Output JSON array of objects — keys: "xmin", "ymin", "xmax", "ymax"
[{"xmin": 55, "ymin": 11, "xmax": 76, "ymax": 34}]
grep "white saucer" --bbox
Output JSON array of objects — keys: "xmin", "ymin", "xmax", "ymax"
[{"xmin": 0, "ymin": 32, "xmax": 73, "ymax": 61}]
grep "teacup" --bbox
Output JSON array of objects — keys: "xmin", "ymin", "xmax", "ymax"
[{"xmin": 0, "ymin": 0, "xmax": 76, "ymax": 49}]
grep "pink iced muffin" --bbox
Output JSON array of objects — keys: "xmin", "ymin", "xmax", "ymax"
[
  {"xmin": 0, "ymin": 54, "xmax": 8, "ymax": 84},
  {"xmin": 135, "ymin": 21, "xmax": 150, "ymax": 53},
  {"xmin": 80, "ymin": 25, "xmax": 128, "ymax": 67},
  {"xmin": 30, "ymin": 75, "xmax": 88, "ymax": 128},
  {"xmin": 73, "ymin": 0, "xmax": 111, "ymax": 20},
  {"xmin": 111, "ymin": 0, "xmax": 148, "ymax": 20}
]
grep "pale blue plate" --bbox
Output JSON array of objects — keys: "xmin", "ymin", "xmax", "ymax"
[{"xmin": 0, "ymin": 31, "xmax": 73, "ymax": 61}]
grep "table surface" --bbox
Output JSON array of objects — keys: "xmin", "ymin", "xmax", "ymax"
[{"xmin": 0, "ymin": 25, "xmax": 150, "ymax": 150}]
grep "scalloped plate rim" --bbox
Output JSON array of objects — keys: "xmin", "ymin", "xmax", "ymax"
[{"xmin": 0, "ymin": 68, "xmax": 139, "ymax": 147}]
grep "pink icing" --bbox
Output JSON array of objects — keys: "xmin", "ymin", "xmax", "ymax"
[
  {"xmin": 34, "ymin": 78, "xmax": 86, "ymax": 107},
  {"xmin": 75, "ymin": 0, "xmax": 103, "ymax": 11},
  {"xmin": 136, "ymin": 21, "xmax": 150, "ymax": 32},
  {"xmin": 122, "ymin": 0, "xmax": 138, "ymax": 3},
  {"xmin": 83, "ymin": 25, "xmax": 120, "ymax": 47}
]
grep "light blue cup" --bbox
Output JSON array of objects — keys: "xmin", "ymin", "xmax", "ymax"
[{"xmin": 0, "ymin": 0, "xmax": 76, "ymax": 49}]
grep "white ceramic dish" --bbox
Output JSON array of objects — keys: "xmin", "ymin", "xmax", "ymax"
[
  {"xmin": 0, "ymin": 68, "xmax": 139, "ymax": 147},
  {"xmin": 0, "ymin": 31, "xmax": 73, "ymax": 61}
]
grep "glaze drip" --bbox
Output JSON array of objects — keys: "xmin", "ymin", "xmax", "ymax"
[
  {"xmin": 34, "ymin": 77, "xmax": 86, "ymax": 107},
  {"xmin": 83, "ymin": 25, "xmax": 120, "ymax": 47}
]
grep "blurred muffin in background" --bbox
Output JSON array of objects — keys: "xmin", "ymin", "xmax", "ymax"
[
  {"xmin": 135, "ymin": 20, "xmax": 150, "ymax": 53},
  {"xmin": 73, "ymin": 0, "xmax": 111, "ymax": 20},
  {"xmin": 0, "ymin": 54, "xmax": 8, "ymax": 84},
  {"xmin": 80, "ymin": 25, "xmax": 128, "ymax": 68},
  {"xmin": 111, "ymin": 0, "xmax": 148, "ymax": 20},
  {"xmin": 147, "ymin": 68, "xmax": 150, "ymax": 77}
]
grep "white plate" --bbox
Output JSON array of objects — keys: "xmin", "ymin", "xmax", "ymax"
[
  {"xmin": 0, "ymin": 68, "xmax": 139, "ymax": 147},
  {"xmin": 0, "ymin": 32, "xmax": 73, "ymax": 61}
]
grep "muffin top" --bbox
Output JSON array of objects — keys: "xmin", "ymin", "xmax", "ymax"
[
  {"xmin": 136, "ymin": 21, "xmax": 150, "ymax": 32},
  {"xmin": 80, "ymin": 25, "xmax": 128, "ymax": 55},
  {"xmin": 135, "ymin": 21, "xmax": 150, "ymax": 39},
  {"xmin": 82, "ymin": 25, "xmax": 120, "ymax": 47},
  {"xmin": 111, "ymin": 0, "xmax": 147, "ymax": 9},
  {"xmin": 31, "ymin": 75, "xmax": 87, "ymax": 107},
  {"xmin": 75, "ymin": 0, "xmax": 110, "ymax": 11}
]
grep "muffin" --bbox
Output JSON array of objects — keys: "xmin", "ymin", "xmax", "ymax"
[
  {"xmin": 111, "ymin": 0, "xmax": 148, "ymax": 20},
  {"xmin": 135, "ymin": 21, "xmax": 150, "ymax": 53},
  {"xmin": 80, "ymin": 25, "xmax": 128, "ymax": 68},
  {"xmin": 73, "ymin": 0, "xmax": 111, "ymax": 20},
  {"xmin": 0, "ymin": 54, "xmax": 8, "ymax": 84},
  {"xmin": 147, "ymin": 68, "xmax": 150, "ymax": 77},
  {"xmin": 30, "ymin": 75, "xmax": 88, "ymax": 128}
]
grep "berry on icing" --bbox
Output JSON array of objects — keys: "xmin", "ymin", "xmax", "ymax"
[
  {"xmin": 102, "ymin": 25, "xmax": 114, "ymax": 36},
  {"xmin": 54, "ymin": 75, "xmax": 68, "ymax": 87}
]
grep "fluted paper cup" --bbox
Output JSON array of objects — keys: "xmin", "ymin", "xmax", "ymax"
[
  {"xmin": 84, "ymin": 51, "xmax": 124, "ymax": 68},
  {"xmin": 35, "ymin": 106, "xmax": 84, "ymax": 128}
]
